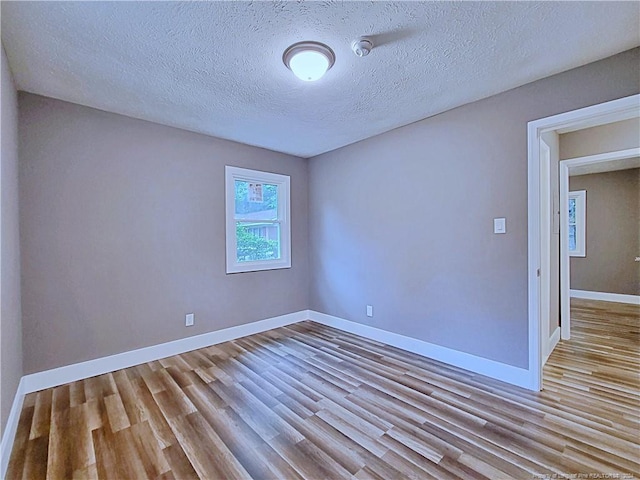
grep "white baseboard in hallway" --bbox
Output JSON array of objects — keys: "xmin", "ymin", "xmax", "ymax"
[{"xmin": 570, "ymin": 289, "xmax": 640, "ymax": 305}]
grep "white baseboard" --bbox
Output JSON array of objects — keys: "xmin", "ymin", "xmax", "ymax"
[
  {"xmin": 2, "ymin": 307, "xmax": 538, "ymax": 477},
  {"xmin": 21, "ymin": 310, "xmax": 308, "ymax": 395},
  {"xmin": 2, "ymin": 310, "xmax": 309, "ymax": 478},
  {"xmin": 570, "ymin": 289, "xmax": 640, "ymax": 305},
  {"xmin": 308, "ymin": 310, "xmax": 533, "ymax": 390},
  {"xmin": 543, "ymin": 326, "xmax": 561, "ymax": 365},
  {"xmin": 1, "ymin": 378, "xmax": 26, "ymax": 479}
]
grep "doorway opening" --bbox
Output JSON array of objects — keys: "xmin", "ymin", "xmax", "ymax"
[
  {"xmin": 526, "ymin": 94, "xmax": 640, "ymax": 391},
  {"xmin": 559, "ymin": 147, "xmax": 640, "ymax": 339}
]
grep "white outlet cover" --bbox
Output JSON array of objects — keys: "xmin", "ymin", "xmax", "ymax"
[
  {"xmin": 185, "ymin": 313, "xmax": 195, "ymax": 326},
  {"xmin": 494, "ymin": 218, "xmax": 506, "ymax": 234},
  {"xmin": 366, "ymin": 305, "xmax": 373, "ymax": 317}
]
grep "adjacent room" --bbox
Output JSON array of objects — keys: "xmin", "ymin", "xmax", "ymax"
[{"xmin": 1, "ymin": 2, "xmax": 639, "ymax": 479}]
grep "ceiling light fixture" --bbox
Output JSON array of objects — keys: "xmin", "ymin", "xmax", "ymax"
[{"xmin": 283, "ymin": 41, "xmax": 335, "ymax": 82}]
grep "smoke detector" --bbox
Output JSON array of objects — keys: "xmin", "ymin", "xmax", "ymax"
[{"xmin": 352, "ymin": 38, "xmax": 373, "ymax": 57}]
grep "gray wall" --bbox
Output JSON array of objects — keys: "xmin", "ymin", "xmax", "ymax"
[
  {"xmin": 308, "ymin": 48, "xmax": 640, "ymax": 369},
  {"xmin": 560, "ymin": 118, "xmax": 640, "ymax": 160},
  {"xmin": 19, "ymin": 93, "xmax": 309, "ymax": 374},
  {"xmin": 11, "ymin": 47, "xmax": 640, "ymax": 378},
  {"xmin": 569, "ymin": 168, "xmax": 640, "ymax": 296},
  {"xmin": 1, "ymin": 45, "xmax": 22, "ymax": 435}
]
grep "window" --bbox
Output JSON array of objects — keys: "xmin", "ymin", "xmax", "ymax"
[
  {"xmin": 225, "ymin": 166, "xmax": 291, "ymax": 273},
  {"xmin": 568, "ymin": 190, "xmax": 586, "ymax": 257}
]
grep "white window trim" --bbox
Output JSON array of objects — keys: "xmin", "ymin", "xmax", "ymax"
[
  {"xmin": 568, "ymin": 190, "xmax": 586, "ymax": 257},
  {"xmin": 225, "ymin": 166, "xmax": 291, "ymax": 273}
]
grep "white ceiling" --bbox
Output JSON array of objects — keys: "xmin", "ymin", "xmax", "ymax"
[{"xmin": 2, "ymin": 2, "xmax": 639, "ymax": 158}]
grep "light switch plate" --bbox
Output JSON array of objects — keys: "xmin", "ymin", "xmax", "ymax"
[{"xmin": 494, "ymin": 218, "xmax": 506, "ymax": 234}]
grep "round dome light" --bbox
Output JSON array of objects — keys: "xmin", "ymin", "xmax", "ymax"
[{"xmin": 283, "ymin": 41, "xmax": 335, "ymax": 82}]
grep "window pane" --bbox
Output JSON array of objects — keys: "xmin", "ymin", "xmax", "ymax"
[
  {"xmin": 568, "ymin": 225, "xmax": 576, "ymax": 251},
  {"xmin": 235, "ymin": 181, "xmax": 278, "ymax": 220},
  {"xmin": 236, "ymin": 222, "xmax": 281, "ymax": 262},
  {"xmin": 568, "ymin": 198, "xmax": 576, "ymax": 224}
]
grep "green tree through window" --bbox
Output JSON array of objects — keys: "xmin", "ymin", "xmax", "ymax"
[{"xmin": 236, "ymin": 225, "xmax": 279, "ymax": 261}]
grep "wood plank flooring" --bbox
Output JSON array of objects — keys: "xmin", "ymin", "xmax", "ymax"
[{"xmin": 7, "ymin": 299, "xmax": 639, "ymax": 479}]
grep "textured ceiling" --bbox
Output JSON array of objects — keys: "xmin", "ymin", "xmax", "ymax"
[{"xmin": 2, "ymin": 1, "xmax": 639, "ymax": 158}]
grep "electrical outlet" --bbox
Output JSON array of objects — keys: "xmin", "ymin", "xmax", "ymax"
[
  {"xmin": 185, "ymin": 313, "xmax": 194, "ymax": 327},
  {"xmin": 366, "ymin": 305, "xmax": 373, "ymax": 317}
]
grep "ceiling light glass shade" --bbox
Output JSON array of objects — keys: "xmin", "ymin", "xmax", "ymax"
[
  {"xmin": 289, "ymin": 50, "xmax": 329, "ymax": 82},
  {"xmin": 283, "ymin": 41, "xmax": 335, "ymax": 82}
]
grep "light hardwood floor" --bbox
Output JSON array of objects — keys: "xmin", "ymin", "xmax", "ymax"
[{"xmin": 6, "ymin": 299, "xmax": 639, "ymax": 479}]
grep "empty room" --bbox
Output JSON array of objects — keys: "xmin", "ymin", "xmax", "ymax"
[{"xmin": 1, "ymin": 2, "xmax": 639, "ymax": 479}]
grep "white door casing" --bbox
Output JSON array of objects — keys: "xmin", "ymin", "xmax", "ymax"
[{"xmin": 526, "ymin": 94, "xmax": 640, "ymax": 391}]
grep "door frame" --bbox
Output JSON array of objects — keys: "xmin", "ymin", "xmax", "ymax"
[
  {"xmin": 559, "ymin": 147, "xmax": 640, "ymax": 339},
  {"xmin": 539, "ymin": 138, "xmax": 551, "ymax": 358},
  {"xmin": 526, "ymin": 94, "xmax": 639, "ymax": 391}
]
